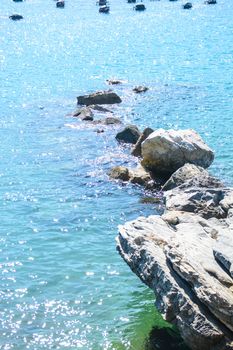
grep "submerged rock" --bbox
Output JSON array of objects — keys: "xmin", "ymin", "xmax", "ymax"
[
  {"xmin": 133, "ymin": 85, "xmax": 149, "ymax": 93},
  {"xmin": 77, "ymin": 90, "xmax": 122, "ymax": 106},
  {"xmin": 117, "ymin": 211, "xmax": 233, "ymax": 350},
  {"xmin": 103, "ymin": 117, "xmax": 122, "ymax": 125},
  {"xmin": 116, "ymin": 125, "xmax": 141, "ymax": 144},
  {"xmin": 141, "ymin": 129, "xmax": 214, "ymax": 175},
  {"xmin": 106, "ymin": 79, "xmax": 123, "ymax": 85},
  {"xmin": 72, "ymin": 107, "xmax": 94, "ymax": 121}
]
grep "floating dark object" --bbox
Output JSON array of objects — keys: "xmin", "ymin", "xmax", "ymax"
[
  {"xmin": 183, "ymin": 2, "xmax": 192, "ymax": 8},
  {"xmin": 56, "ymin": 0, "xmax": 65, "ymax": 8},
  {"xmin": 13, "ymin": 0, "xmax": 23, "ymax": 2},
  {"xmin": 9, "ymin": 14, "xmax": 23, "ymax": 20},
  {"xmin": 204, "ymin": 0, "xmax": 217, "ymax": 3},
  {"xmin": 134, "ymin": 3, "xmax": 146, "ymax": 10},
  {"xmin": 99, "ymin": 5, "xmax": 110, "ymax": 13},
  {"xmin": 97, "ymin": 0, "xmax": 107, "ymax": 5},
  {"xmin": 128, "ymin": 0, "xmax": 136, "ymax": 3}
]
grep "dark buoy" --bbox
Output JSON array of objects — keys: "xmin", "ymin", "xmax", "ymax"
[
  {"xmin": 183, "ymin": 2, "xmax": 192, "ymax": 9},
  {"xmin": 56, "ymin": 0, "xmax": 65, "ymax": 8},
  {"xmin": 134, "ymin": 3, "xmax": 146, "ymax": 10},
  {"xmin": 99, "ymin": 5, "xmax": 110, "ymax": 13},
  {"xmin": 9, "ymin": 14, "xmax": 23, "ymax": 20},
  {"xmin": 204, "ymin": 0, "xmax": 216, "ymax": 3}
]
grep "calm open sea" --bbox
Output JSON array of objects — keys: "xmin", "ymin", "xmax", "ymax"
[{"xmin": 0, "ymin": 0, "xmax": 232, "ymax": 349}]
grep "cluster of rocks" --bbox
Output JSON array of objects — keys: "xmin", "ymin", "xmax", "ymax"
[
  {"xmin": 114, "ymin": 128, "xmax": 233, "ymax": 349},
  {"xmin": 73, "ymin": 86, "xmax": 149, "ymax": 129}
]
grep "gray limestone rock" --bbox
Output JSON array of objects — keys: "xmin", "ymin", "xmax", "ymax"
[
  {"xmin": 141, "ymin": 129, "xmax": 214, "ymax": 175},
  {"xmin": 117, "ymin": 211, "xmax": 233, "ymax": 350},
  {"xmin": 162, "ymin": 164, "xmax": 209, "ymax": 191}
]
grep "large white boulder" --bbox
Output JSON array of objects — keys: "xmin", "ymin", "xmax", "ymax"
[{"xmin": 141, "ymin": 129, "xmax": 214, "ymax": 175}]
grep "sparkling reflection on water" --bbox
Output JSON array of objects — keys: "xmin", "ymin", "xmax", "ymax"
[{"xmin": 0, "ymin": 0, "xmax": 232, "ymax": 349}]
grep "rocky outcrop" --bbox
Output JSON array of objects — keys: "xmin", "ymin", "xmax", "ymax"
[
  {"xmin": 77, "ymin": 90, "xmax": 122, "ymax": 106},
  {"xmin": 162, "ymin": 164, "xmax": 207, "ymax": 191},
  {"xmin": 116, "ymin": 125, "xmax": 141, "ymax": 144},
  {"xmin": 117, "ymin": 210, "xmax": 233, "ymax": 350},
  {"xmin": 141, "ymin": 129, "xmax": 214, "ymax": 175},
  {"xmin": 116, "ymin": 127, "xmax": 233, "ymax": 350}
]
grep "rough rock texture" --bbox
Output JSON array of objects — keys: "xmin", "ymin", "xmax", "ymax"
[
  {"xmin": 116, "ymin": 125, "xmax": 141, "ymax": 144},
  {"xmin": 164, "ymin": 186, "xmax": 230, "ymax": 219},
  {"xmin": 77, "ymin": 90, "xmax": 122, "ymax": 106},
  {"xmin": 131, "ymin": 127, "xmax": 154, "ymax": 157},
  {"xmin": 117, "ymin": 210, "xmax": 233, "ymax": 350},
  {"xmin": 162, "ymin": 164, "xmax": 208, "ymax": 191},
  {"xmin": 141, "ymin": 129, "xmax": 214, "ymax": 175}
]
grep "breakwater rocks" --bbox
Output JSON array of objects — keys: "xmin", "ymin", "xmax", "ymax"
[{"xmin": 116, "ymin": 130, "xmax": 233, "ymax": 349}]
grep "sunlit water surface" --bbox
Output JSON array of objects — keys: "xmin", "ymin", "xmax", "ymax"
[{"xmin": 0, "ymin": 0, "xmax": 233, "ymax": 349}]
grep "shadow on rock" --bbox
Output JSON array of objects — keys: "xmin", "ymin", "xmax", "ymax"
[{"xmin": 145, "ymin": 327, "xmax": 190, "ymax": 350}]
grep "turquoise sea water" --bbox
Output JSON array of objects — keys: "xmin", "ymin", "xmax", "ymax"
[{"xmin": 0, "ymin": 0, "xmax": 233, "ymax": 349}]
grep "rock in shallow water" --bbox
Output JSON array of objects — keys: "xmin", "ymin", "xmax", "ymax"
[
  {"xmin": 77, "ymin": 90, "xmax": 122, "ymax": 106},
  {"xmin": 141, "ymin": 129, "xmax": 214, "ymax": 175},
  {"xmin": 116, "ymin": 124, "xmax": 141, "ymax": 144}
]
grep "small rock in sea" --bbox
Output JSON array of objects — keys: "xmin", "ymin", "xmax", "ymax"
[
  {"xmin": 108, "ymin": 166, "xmax": 130, "ymax": 181},
  {"xmin": 103, "ymin": 117, "xmax": 122, "ymax": 125},
  {"xmin": 133, "ymin": 86, "xmax": 149, "ymax": 93},
  {"xmin": 131, "ymin": 127, "xmax": 154, "ymax": 157},
  {"xmin": 72, "ymin": 107, "xmax": 94, "ymax": 121},
  {"xmin": 77, "ymin": 90, "xmax": 122, "ymax": 106},
  {"xmin": 128, "ymin": 0, "xmax": 136, "ymax": 3},
  {"xmin": 13, "ymin": 0, "xmax": 23, "ymax": 2},
  {"xmin": 9, "ymin": 14, "xmax": 23, "ymax": 20},
  {"xmin": 183, "ymin": 2, "xmax": 192, "ymax": 9},
  {"xmin": 89, "ymin": 104, "xmax": 112, "ymax": 113},
  {"xmin": 116, "ymin": 125, "xmax": 141, "ymax": 144},
  {"xmin": 106, "ymin": 79, "xmax": 123, "ymax": 85},
  {"xmin": 96, "ymin": 129, "xmax": 105, "ymax": 133}
]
